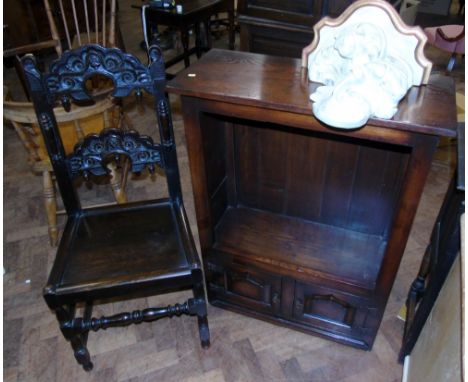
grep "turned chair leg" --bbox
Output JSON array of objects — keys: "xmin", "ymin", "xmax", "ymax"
[
  {"xmin": 43, "ymin": 170, "xmax": 58, "ymax": 246},
  {"xmin": 192, "ymin": 269, "xmax": 210, "ymax": 348},
  {"xmin": 107, "ymin": 162, "xmax": 127, "ymax": 204},
  {"xmin": 55, "ymin": 306, "xmax": 93, "ymax": 371}
]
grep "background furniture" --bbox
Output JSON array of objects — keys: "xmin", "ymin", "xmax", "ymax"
[
  {"xmin": 399, "ymin": 123, "xmax": 464, "ymax": 363},
  {"xmin": 393, "ymin": 0, "xmax": 420, "ymax": 25},
  {"xmin": 4, "ymin": 0, "xmax": 123, "ymax": 100},
  {"xmin": 134, "ymin": 0, "xmax": 235, "ymax": 70},
  {"xmin": 237, "ymin": 0, "xmax": 353, "ymax": 58},
  {"xmin": 167, "ymin": 49, "xmax": 457, "ymax": 349},
  {"xmin": 3, "ymin": 98, "xmax": 128, "ymax": 246},
  {"xmin": 419, "ymin": 0, "xmax": 452, "ymax": 15},
  {"xmin": 424, "ymin": 25, "xmax": 465, "ymax": 71},
  {"xmin": 402, "ymin": 246, "xmax": 463, "ymax": 381},
  {"xmin": 22, "ymin": 44, "xmax": 210, "ymax": 371}
]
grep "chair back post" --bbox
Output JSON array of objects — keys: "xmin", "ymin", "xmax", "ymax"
[
  {"xmin": 21, "ymin": 54, "xmax": 81, "ymax": 215},
  {"xmin": 149, "ymin": 46, "xmax": 184, "ymax": 204}
]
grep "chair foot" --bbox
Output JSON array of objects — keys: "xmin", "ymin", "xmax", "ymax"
[
  {"xmin": 197, "ymin": 314, "xmax": 210, "ymax": 348},
  {"xmin": 71, "ymin": 336, "xmax": 93, "ymax": 371},
  {"xmin": 83, "ymin": 362, "xmax": 94, "ymax": 372},
  {"xmin": 191, "ymin": 269, "xmax": 211, "ymax": 348},
  {"xmin": 54, "ymin": 306, "xmax": 94, "ymax": 371}
]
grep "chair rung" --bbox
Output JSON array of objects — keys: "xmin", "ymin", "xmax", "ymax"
[{"xmin": 61, "ymin": 298, "xmax": 201, "ymax": 336}]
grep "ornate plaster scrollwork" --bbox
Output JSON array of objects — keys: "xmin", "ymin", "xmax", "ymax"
[{"xmin": 302, "ymin": 0, "xmax": 432, "ymax": 129}]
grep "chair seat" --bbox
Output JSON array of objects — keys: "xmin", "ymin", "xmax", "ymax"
[{"xmin": 48, "ymin": 199, "xmax": 196, "ymax": 301}]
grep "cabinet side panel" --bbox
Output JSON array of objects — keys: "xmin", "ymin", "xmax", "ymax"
[{"xmin": 200, "ymin": 114, "xmax": 229, "ymax": 227}]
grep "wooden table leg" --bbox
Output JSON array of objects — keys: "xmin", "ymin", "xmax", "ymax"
[
  {"xmin": 228, "ymin": 10, "xmax": 235, "ymax": 50},
  {"xmin": 194, "ymin": 23, "xmax": 202, "ymax": 58},
  {"xmin": 181, "ymin": 28, "xmax": 191, "ymax": 67},
  {"xmin": 203, "ymin": 19, "xmax": 212, "ymax": 50}
]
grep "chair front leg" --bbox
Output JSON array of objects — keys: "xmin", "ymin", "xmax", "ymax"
[
  {"xmin": 192, "ymin": 268, "xmax": 210, "ymax": 348},
  {"xmin": 55, "ymin": 306, "xmax": 94, "ymax": 371}
]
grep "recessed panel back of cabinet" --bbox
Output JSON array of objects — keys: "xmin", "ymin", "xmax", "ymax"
[{"xmin": 233, "ymin": 122, "xmax": 410, "ymax": 238}]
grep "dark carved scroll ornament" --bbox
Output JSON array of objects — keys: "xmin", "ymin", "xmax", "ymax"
[
  {"xmin": 44, "ymin": 44, "xmax": 157, "ymax": 104},
  {"xmin": 21, "ymin": 55, "xmax": 43, "ymax": 93},
  {"xmin": 148, "ymin": 45, "xmax": 166, "ymax": 85},
  {"xmin": 68, "ymin": 128, "xmax": 163, "ymax": 177}
]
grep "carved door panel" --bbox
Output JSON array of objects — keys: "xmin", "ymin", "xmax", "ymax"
[
  {"xmin": 293, "ymin": 282, "xmax": 375, "ymax": 346},
  {"xmin": 207, "ymin": 261, "xmax": 282, "ymax": 315}
]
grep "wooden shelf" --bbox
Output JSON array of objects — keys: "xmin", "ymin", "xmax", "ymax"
[{"xmin": 214, "ymin": 206, "xmax": 387, "ymax": 289}]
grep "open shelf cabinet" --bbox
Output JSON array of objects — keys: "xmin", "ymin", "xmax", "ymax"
[{"xmin": 167, "ymin": 49, "xmax": 457, "ymax": 349}]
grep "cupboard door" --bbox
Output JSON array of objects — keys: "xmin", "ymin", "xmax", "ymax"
[
  {"xmin": 293, "ymin": 282, "xmax": 375, "ymax": 346},
  {"xmin": 207, "ymin": 261, "xmax": 282, "ymax": 315}
]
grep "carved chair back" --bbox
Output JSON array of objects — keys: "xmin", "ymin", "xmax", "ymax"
[
  {"xmin": 22, "ymin": 44, "xmax": 181, "ymax": 217},
  {"xmin": 3, "ymin": 97, "xmax": 126, "ymax": 246}
]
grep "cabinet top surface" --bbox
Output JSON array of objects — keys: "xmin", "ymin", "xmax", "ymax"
[{"xmin": 167, "ymin": 49, "xmax": 457, "ymax": 137}]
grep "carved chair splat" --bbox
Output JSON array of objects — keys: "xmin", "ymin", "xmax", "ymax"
[
  {"xmin": 3, "ymin": 98, "xmax": 127, "ymax": 246},
  {"xmin": 22, "ymin": 44, "xmax": 210, "ymax": 371}
]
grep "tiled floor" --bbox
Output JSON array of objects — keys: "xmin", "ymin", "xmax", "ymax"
[{"xmin": 3, "ymin": 2, "xmax": 464, "ymax": 381}]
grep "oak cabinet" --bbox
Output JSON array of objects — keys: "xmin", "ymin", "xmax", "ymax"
[{"xmin": 167, "ymin": 49, "xmax": 457, "ymax": 349}]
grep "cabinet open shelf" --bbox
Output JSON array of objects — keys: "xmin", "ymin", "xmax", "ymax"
[{"xmin": 213, "ymin": 206, "xmax": 387, "ymax": 290}]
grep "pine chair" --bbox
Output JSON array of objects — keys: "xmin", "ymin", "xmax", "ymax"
[
  {"xmin": 3, "ymin": 97, "xmax": 127, "ymax": 246},
  {"xmin": 21, "ymin": 44, "xmax": 210, "ymax": 371}
]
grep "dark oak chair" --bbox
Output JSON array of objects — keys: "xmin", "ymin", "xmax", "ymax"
[{"xmin": 21, "ymin": 44, "xmax": 210, "ymax": 371}]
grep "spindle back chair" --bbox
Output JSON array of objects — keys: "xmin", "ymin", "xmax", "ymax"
[
  {"xmin": 4, "ymin": 0, "xmax": 122, "ymax": 99},
  {"xmin": 45, "ymin": 0, "xmax": 119, "ymax": 52},
  {"xmin": 21, "ymin": 44, "xmax": 210, "ymax": 371}
]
